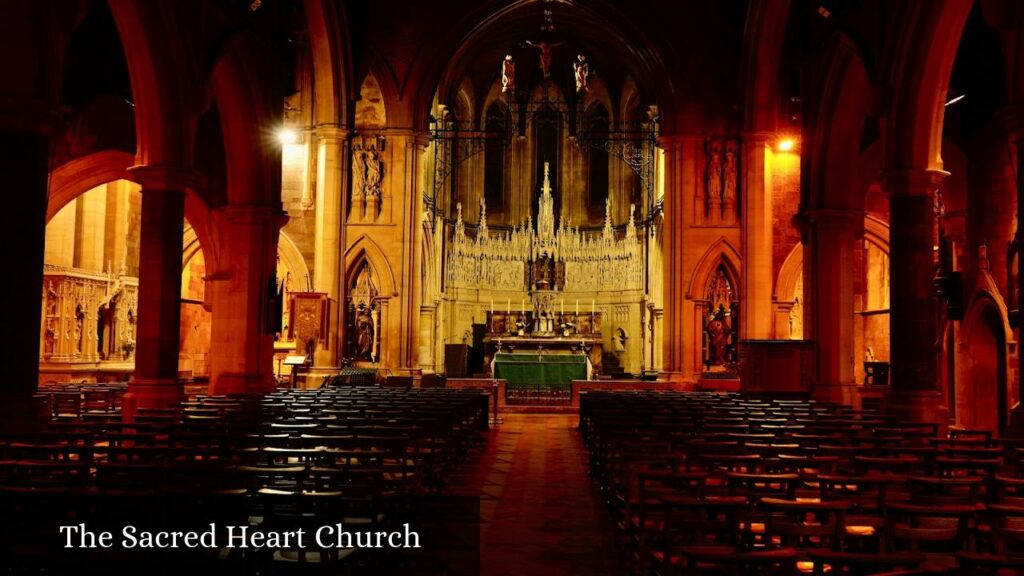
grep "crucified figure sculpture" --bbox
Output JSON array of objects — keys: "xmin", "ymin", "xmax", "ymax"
[{"xmin": 525, "ymin": 39, "xmax": 564, "ymax": 78}]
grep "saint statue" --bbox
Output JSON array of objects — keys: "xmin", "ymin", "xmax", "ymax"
[
  {"xmin": 723, "ymin": 145, "xmax": 737, "ymax": 206},
  {"xmin": 525, "ymin": 39, "xmax": 563, "ymax": 78},
  {"xmin": 352, "ymin": 146, "xmax": 366, "ymax": 198},
  {"xmin": 707, "ymin": 144, "xmax": 722, "ymax": 204},
  {"xmin": 706, "ymin": 306, "xmax": 729, "ymax": 366},
  {"xmin": 501, "ymin": 54, "xmax": 515, "ymax": 93},
  {"xmin": 356, "ymin": 305, "xmax": 375, "ymax": 360},
  {"xmin": 364, "ymin": 145, "xmax": 382, "ymax": 198},
  {"xmin": 573, "ymin": 54, "xmax": 589, "ymax": 93}
]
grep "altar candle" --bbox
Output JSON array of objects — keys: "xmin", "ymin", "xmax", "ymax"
[
  {"xmin": 506, "ymin": 299, "xmax": 510, "ymax": 314},
  {"xmin": 521, "ymin": 298, "xmax": 525, "ymax": 313},
  {"xmin": 575, "ymin": 299, "xmax": 579, "ymax": 315},
  {"xmin": 561, "ymin": 299, "xmax": 564, "ymax": 315},
  {"xmin": 591, "ymin": 299, "xmax": 595, "ymax": 314},
  {"xmin": 490, "ymin": 298, "xmax": 494, "ymax": 313}
]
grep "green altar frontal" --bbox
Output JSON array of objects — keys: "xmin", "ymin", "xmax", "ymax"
[{"xmin": 493, "ymin": 353, "xmax": 588, "ymax": 392}]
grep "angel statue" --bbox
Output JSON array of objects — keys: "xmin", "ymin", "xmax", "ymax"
[
  {"xmin": 573, "ymin": 54, "xmax": 589, "ymax": 93},
  {"xmin": 501, "ymin": 54, "xmax": 515, "ymax": 93}
]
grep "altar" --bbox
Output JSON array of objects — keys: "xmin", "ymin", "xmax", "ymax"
[
  {"xmin": 492, "ymin": 352, "xmax": 589, "ymax": 394},
  {"xmin": 483, "ymin": 333, "xmax": 603, "ymax": 404}
]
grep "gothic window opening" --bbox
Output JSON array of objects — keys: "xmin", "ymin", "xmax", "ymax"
[
  {"xmin": 587, "ymin": 104, "xmax": 610, "ymax": 208},
  {"xmin": 534, "ymin": 107, "xmax": 560, "ymax": 218},
  {"xmin": 484, "ymin": 102, "xmax": 507, "ymax": 211}
]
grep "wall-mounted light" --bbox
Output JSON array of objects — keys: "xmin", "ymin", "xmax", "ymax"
[
  {"xmin": 776, "ymin": 137, "xmax": 797, "ymax": 152},
  {"xmin": 278, "ymin": 128, "xmax": 298, "ymax": 145}
]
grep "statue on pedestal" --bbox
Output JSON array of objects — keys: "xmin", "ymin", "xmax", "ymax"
[
  {"xmin": 501, "ymin": 55, "xmax": 515, "ymax": 93},
  {"xmin": 573, "ymin": 54, "xmax": 589, "ymax": 93}
]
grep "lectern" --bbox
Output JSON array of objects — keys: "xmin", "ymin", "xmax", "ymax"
[{"xmin": 283, "ymin": 355, "xmax": 308, "ymax": 389}]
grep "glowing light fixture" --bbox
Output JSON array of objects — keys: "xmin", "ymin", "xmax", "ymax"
[
  {"xmin": 278, "ymin": 128, "xmax": 298, "ymax": 145},
  {"xmin": 777, "ymin": 138, "xmax": 796, "ymax": 152},
  {"xmin": 945, "ymin": 94, "xmax": 966, "ymax": 106}
]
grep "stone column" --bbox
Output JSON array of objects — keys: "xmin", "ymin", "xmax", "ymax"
[
  {"xmin": 0, "ymin": 129, "xmax": 52, "ymax": 430},
  {"xmin": 387, "ymin": 129, "xmax": 428, "ymax": 375},
  {"xmin": 1009, "ymin": 134, "xmax": 1024, "ymax": 434},
  {"xmin": 883, "ymin": 169, "xmax": 949, "ymax": 423},
  {"xmin": 805, "ymin": 208, "xmax": 861, "ymax": 405},
  {"xmin": 123, "ymin": 166, "xmax": 193, "ymax": 414},
  {"xmin": 73, "ymin": 187, "xmax": 106, "ymax": 271},
  {"xmin": 659, "ymin": 135, "xmax": 693, "ymax": 382},
  {"xmin": 312, "ymin": 125, "xmax": 348, "ymax": 373},
  {"xmin": 740, "ymin": 132, "xmax": 774, "ymax": 340},
  {"xmin": 208, "ymin": 205, "xmax": 287, "ymax": 395}
]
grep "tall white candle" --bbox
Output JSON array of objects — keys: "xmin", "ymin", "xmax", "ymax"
[
  {"xmin": 591, "ymin": 299, "xmax": 595, "ymax": 314},
  {"xmin": 521, "ymin": 298, "xmax": 525, "ymax": 314},
  {"xmin": 490, "ymin": 298, "xmax": 494, "ymax": 313},
  {"xmin": 575, "ymin": 299, "xmax": 579, "ymax": 315},
  {"xmin": 561, "ymin": 299, "xmax": 564, "ymax": 315},
  {"xmin": 506, "ymin": 299, "xmax": 510, "ymax": 314}
]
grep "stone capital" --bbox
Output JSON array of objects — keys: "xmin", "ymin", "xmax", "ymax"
[
  {"xmin": 882, "ymin": 169, "xmax": 949, "ymax": 198},
  {"xmin": 313, "ymin": 124, "xmax": 349, "ymax": 142},
  {"xmin": 128, "ymin": 165, "xmax": 198, "ymax": 190}
]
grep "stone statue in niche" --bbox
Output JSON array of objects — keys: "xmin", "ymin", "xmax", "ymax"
[
  {"xmin": 723, "ymin": 142, "xmax": 737, "ymax": 208},
  {"xmin": 573, "ymin": 54, "xmax": 589, "ymax": 93},
  {"xmin": 614, "ymin": 328, "xmax": 627, "ymax": 353},
  {"xmin": 501, "ymin": 54, "xmax": 515, "ymax": 93},
  {"xmin": 44, "ymin": 323, "xmax": 55, "ymax": 356},
  {"xmin": 45, "ymin": 282, "xmax": 57, "ymax": 316},
  {"xmin": 706, "ymin": 143, "xmax": 722, "ymax": 208},
  {"xmin": 525, "ymin": 39, "xmax": 563, "ymax": 78},
  {"xmin": 351, "ymin": 145, "xmax": 366, "ymax": 199},
  {"xmin": 74, "ymin": 304, "xmax": 84, "ymax": 356},
  {"xmin": 364, "ymin": 145, "xmax": 382, "ymax": 199},
  {"xmin": 356, "ymin": 304, "xmax": 375, "ymax": 361},
  {"xmin": 706, "ymin": 306, "xmax": 729, "ymax": 365}
]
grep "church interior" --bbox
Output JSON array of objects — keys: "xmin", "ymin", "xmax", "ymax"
[{"xmin": 6, "ymin": 0, "xmax": 1024, "ymax": 573}]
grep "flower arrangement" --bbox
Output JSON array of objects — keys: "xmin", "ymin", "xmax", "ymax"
[
  {"xmin": 514, "ymin": 320, "xmax": 527, "ymax": 331},
  {"xmin": 559, "ymin": 321, "xmax": 575, "ymax": 334},
  {"xmin": 121, "ymin": 339, "xmax": 136, "ymax": 357}
]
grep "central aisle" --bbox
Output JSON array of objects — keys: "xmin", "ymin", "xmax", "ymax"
[{"xmin": 452, "ymin": 414, "xmax": 621, "ymax": 576}]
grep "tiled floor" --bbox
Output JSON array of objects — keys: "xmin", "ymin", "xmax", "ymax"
[{"xmin": 451, "ymin": 414, "xmax": 622, "ymax": 576}]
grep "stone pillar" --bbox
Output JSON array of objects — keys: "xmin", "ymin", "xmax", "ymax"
[
  {"xmin": 123, "ymin": 166, "xmax": 192, "ymax": 414},
  {"xmin": 1009, "ymin": 134, "xmax": 1024, "ymax": 434},
  {"xmin": 387, "ymin": 129, "xmax": 428, "ymax": 375},
  {"xmin": 805, "ymin": 209, "xmax": 861, "ymax": 405},
  {"xmin": 45, "ymin": 198, "xmax": 76, "ymax": 267},
  {"xmin": 659, "ymin": 135, "xmax": 694, "ymax": 382},
  {"xmin": 312, "ymin": 126, "xmax": 348, "ymax": 373},
  {"xmin": 883, "ymin": 169, "xmax": 949, "ymax": 423},
  {"xmin": 208, "ymin": 205, "xmax": 287, "ymax": 395},
  {"xmin": 73, "ymin": 186, "xmax": 106, "ymax": 271},
  {"xmin": 0, "ymin": 130, "xmax": 52, "ymax": 430},
  {"xmin": 740, "ymin": 132, "xmax": 774, "ymax": 340}
]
